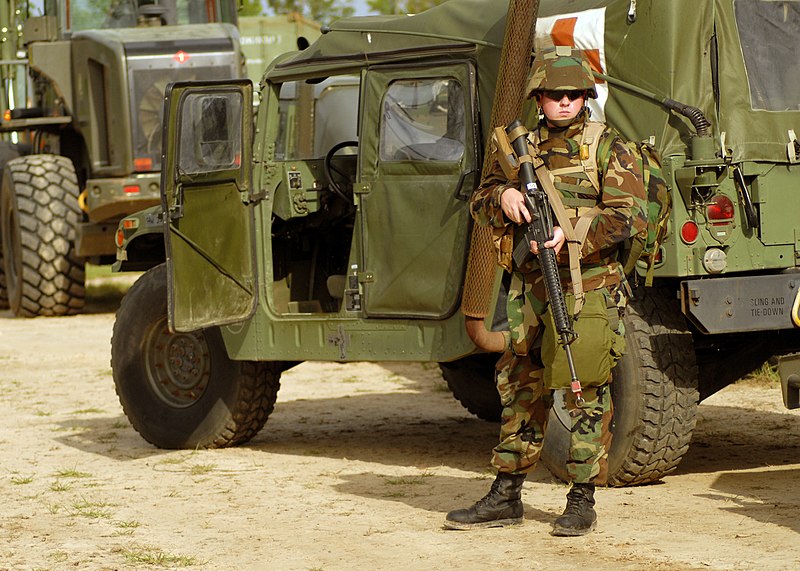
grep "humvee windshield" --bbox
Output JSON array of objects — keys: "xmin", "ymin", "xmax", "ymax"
[
  {"xmin": 734, "ymin": 0, "xmax": 800, "ymax": 111},
  {"xmin": 276, "ymin": 76, "xmax": 359, "ymax": 161}
]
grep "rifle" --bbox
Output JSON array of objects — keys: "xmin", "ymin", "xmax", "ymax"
[{"xmin": 505, "ymin": 119, "xmax": 585, "ymax": 406}]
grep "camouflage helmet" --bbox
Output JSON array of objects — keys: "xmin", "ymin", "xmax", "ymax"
[{"xmin": 526, "ymin": 46, "xmax": 597, "ymax": 99}]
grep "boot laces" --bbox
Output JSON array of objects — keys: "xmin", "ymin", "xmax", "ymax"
[
  {"xmin": 474, "ymin": 479, "xmax": 504, "ymax": 508},
  {"xmin": 563, "ymin": 487, "xmax": 592, "ymax": 516}
]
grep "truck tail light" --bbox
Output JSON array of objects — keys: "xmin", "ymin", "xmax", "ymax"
[
  {"xmin": 134, "ymin": 157, "xmax": 153, "ymax": 172},
  {"xmin": 706, "ymin": 194, "xmax": 735, "ymax": 225},
  {"xmin": 681, "ymin": 221, "xmax": 699, "ymax": 244}
]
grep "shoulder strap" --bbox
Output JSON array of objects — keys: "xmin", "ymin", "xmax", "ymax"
[
  {"xmin": 545, "ymin": 121, "xmax": 604, "ymax": 194},
  {"xmin": 530, "ymin": 152, "xmax": 585, "ymax": 316},
  {"xmin": 579, "ymin": 121, "xmax": 605, "ymax": 193}
]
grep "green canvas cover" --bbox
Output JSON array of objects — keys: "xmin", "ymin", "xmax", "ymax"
[{"xmin": 266, "ymin": 0, "xmax": 799, "ymax": 164}]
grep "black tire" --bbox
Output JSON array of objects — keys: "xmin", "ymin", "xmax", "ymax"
[
  {"xmin": 0, "ymin": 142, "xmax": 23, "ymax": 310},
  {"xmin": 111, "ymin": 264, "xmax": 281, "ymax": 449},
  {"xmin": 0, "ymin": 154, "xmax": 85, "ymax": 316},
  {"xmin": 440, "ymin": 353, "xmax": 502, "ymax": 422},
  {"xmin": 541, "ymin": 286, "xmax": 700, "ymax": 486}
]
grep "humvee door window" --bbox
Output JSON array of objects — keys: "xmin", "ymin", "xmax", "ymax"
[
  {"xmin": 380, "ymin": 78, "xmax": 465, "ymax": 162},
  {"xmin": 178, "ymin": 92, "xmax": 243, "ymax": 174},
  {"xmin": 734, "ymin": 0, "xmax": 800, "ymax": 111}
]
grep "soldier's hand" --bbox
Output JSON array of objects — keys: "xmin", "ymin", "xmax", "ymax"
[
  {"xmin": 500, "ymin": 187, "xmax": 531, "ymax": 224},
  {"xmin": 531, "ymin": 226, "xmax": 566, "ymax": 255}
]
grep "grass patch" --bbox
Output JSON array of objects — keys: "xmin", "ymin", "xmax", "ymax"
[
  {"xmin": 189, "ymin": 463, "xmax": 216, "ymax": 476},
  {"xmin": 118, "ymin": 546, "xmax": 199, "ymax": 567},
  {"xmin": 113, "ymin": 520, "xmax": 141, "ymax": 536},
  {"xmin": 85, "ymin": 265, "xmax": 142, "ymax": 303},
  {"xmin": 11, "ymin": 474, "xmax": 34, "ymax": 485},
  {"xmin": 50, "ymin": 480, "xmax": 71, "ymax": 492},
  {"xmin": 70, "ymin": 407, "xmax": 105, "ymax": 415},
  {"xmin": 70, "ymin": 498, "xmax": 114, "ymax": 519},
  {"xmin": 54, "ymin": 467, "xmax": 92, "ymax": 479},
  {"xmin": 739, "ymin": 361, "xmax": 780, "ymax": 387}
]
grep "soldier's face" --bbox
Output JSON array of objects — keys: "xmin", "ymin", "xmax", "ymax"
[{"xmin": 539, "ymin": 90, "xmax": 586, "ymax": 126}]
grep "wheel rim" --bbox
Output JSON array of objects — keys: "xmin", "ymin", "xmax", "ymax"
[{"xmin": 144, "ymin": 316, "xmax": 211, "ymax": 408}]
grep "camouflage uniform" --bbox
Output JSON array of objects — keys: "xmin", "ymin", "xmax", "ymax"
[{"xmin": 470, "ymin": 89, "xmax": 647, "ymax": 484}]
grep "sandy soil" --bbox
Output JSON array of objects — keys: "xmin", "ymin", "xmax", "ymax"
[{"xmin": 1, "ymin": 276, "xmax": 800, "ymax": 571}]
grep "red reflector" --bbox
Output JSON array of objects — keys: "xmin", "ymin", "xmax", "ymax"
[
  {"xmin": 115, "ymin": 229, "xmax": 125, "ymax": 248},
  {"xmin": 173, "ymin": 50, "xmax": 190, "ymax": 64},
  {"xmin": 134, "ymin": 158, "xmax": 152, "ymax": 171},
  {"xmin": 681, "ymin": 221, "xmax": 699, "ymax": 244},
  {"xmin": 122, "ymin": 219, "xmax": 139, "ymax": 230},
  {"xmin": 124, "ymin": 185, "xmax": 140, "ymax": 194},
  {"xmin": 706, "ymin": 194, "xmax": 735, "ymax": 225}
]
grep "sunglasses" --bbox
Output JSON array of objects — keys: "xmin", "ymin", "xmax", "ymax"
[{"xmin": 542, "ymin": 90, "xmax": 586, "ymax": 101}]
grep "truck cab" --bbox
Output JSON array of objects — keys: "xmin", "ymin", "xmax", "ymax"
[{"xmin": 0, "ymin": 0, "xmax": 243, "ymax": 316}]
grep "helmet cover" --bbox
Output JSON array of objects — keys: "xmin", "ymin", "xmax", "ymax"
[{"xmin": 526, "ymin": 46, "xmax": 597, "ymax": 99}]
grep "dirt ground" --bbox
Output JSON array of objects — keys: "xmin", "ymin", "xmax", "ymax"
[{"xmin": 2, "ymin": 274, "xmax": 800, "ymax": 571}]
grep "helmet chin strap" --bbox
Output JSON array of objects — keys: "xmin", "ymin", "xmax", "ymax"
[
  {"xmin": 548, "ymin": 117, "xmax": 575, "ymax": 128},
  {"xmin": 545, "ymin": 106, "xmax": 588, "ymax": 128}
]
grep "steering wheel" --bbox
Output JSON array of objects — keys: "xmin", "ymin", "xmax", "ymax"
[{"xmin": 324, "ymin": 140, "xmax": 359, "ymax": 202}]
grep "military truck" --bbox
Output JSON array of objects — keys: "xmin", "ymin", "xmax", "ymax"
[
  {"xmin": 0, "ymin": 0, "xmax": 244, "ymax": 317},
  {"xmin": 238, "ymin": 13, "xmax": 321, "ymax": 87},
  {"xmin": 111, "ymin": 0, "xmax": 800, "ymax": 486}
]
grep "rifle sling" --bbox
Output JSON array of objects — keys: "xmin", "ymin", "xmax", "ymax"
[{"xmin": 532, "ymin": 157, "xmax": 586, "ymax": 316}]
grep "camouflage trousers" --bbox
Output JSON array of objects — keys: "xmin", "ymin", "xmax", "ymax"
[
  {"xmin": 490, "ymin": 269, "xmax": 626, "ymax": 484},
  {"xmin": 491, "ymin": 351, "xmax": 613, "ymax": 484}
]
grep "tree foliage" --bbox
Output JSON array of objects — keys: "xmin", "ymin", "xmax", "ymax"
[
  {"xmin": 367, "ymin": 0, "xmax": 447, "ymax": 15},
  {"xmin": 262, "ymin": 0, "xmax": 446, "ymax": 23},
  {"xmin": 240, "ymin": 0, "xmax": 265, "ymax": 17},
  {"xmin": 264, "ymin": 0, "xmax": 354, "ymax": 24}
]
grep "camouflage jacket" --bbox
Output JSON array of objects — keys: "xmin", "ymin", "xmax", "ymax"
[{"xmin": 470, "ymin": 111, "xmax": 648, "ymax": 291}]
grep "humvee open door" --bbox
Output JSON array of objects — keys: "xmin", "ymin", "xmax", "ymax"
[{"xmin": 160, "ymin": 80, "xmax": 256, "ymax": 332}]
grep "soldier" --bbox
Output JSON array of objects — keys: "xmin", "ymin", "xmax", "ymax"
[{"xmin": 444, "ymin": 46, "xmax": 647, "ymax": 536}]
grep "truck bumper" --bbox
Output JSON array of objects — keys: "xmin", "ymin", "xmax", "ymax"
[
  {"xmin": 82, "ymin": 175, "xmax": 161, "ymax": 222},
  {"xmin": 680, "ymin": 271, "xmax": 800, "ymax": 334},
  {"xmin": 777, "ymin": 353, "xmax": 800, "ymax": 409}
]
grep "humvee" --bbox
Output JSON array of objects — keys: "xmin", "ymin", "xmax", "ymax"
[{"xmin": 111, "ymin": 0, "xmax": 800, "ymax": 486}]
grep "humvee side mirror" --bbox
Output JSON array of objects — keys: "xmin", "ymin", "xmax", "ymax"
[{"xmin": 454, "ymin": 168, "xmax": 478, "ymax": 201}]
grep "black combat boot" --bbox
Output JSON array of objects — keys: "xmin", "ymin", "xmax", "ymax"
[
  {"xmin": 443, "ymin": 472, "xmax": 526, "ymax": 530},
  {"xmin": 552, "ymin": 483, "xmax": 597, "ymax": 536}
]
